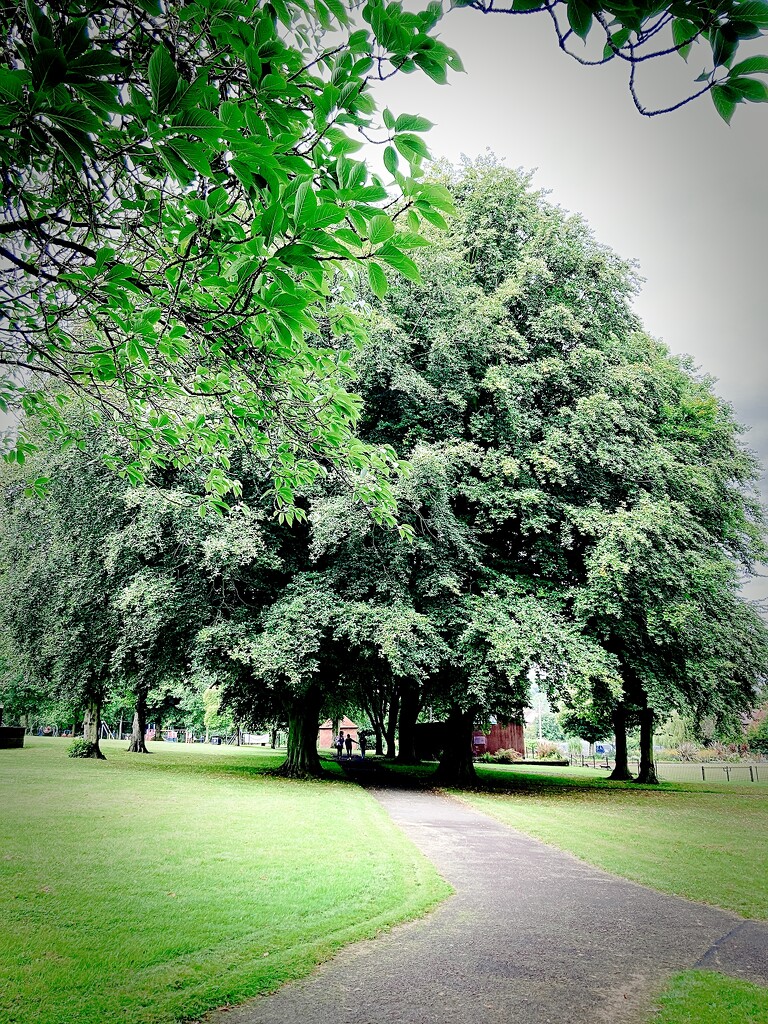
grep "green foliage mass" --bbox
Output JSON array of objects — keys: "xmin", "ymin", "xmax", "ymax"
[
  {"xmin": 747, "ymin": 709, "xmax": 768, "ymax": 753},
  {"xmin": 2, "ymin": 0, "xmax": 766, "ymax": 523},
  {"xmin": 0, "ymin": 0, "xmax": 458, "ymax": 520},
  {"xmin": 2, "ymin": 159, "xmax": 767, "ymax": 774}
]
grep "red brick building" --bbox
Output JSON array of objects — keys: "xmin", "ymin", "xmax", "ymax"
[
  {"xmin": 317, "ymin": 716, "xmax": 359, "ymax": 750},
  {"xmin": 473, "ymin": 721, "xmax": 525, "ymax": 756}
]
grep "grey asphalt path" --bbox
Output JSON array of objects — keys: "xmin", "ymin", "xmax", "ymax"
[{"xmin": 207, "ymin": 788, "xmax": 768, "ymax": 1024}]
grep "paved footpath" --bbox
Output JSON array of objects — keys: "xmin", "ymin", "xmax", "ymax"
[{"xmin": 208, "ymin": 787, "xmax": 768, "ymax": 1024}]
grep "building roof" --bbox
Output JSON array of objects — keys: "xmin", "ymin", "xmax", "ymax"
[{"xmin": 319, "ymin": 716, "xmax": 358, "ymax": 730}]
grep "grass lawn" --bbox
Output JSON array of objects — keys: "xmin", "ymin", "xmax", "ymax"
[
  {"xmin": 454, "ymin": 763, "xmax": 768, "ymax": 919},
  {"xmin": 0, "ymin": 739, "xmax": 450, "ymax": 1024},
  {"xmin": 652, "ymin": 971, "xmax": 768, "ymax": 1023}
]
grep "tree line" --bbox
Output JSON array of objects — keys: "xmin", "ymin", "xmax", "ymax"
[{"xmin": 2, "ymin": 159, "xmax": 767, "ymax": 784}]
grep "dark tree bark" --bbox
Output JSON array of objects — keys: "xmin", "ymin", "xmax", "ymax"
[
  {"xmin": 127, "ymin": 691, "xmax": 149, "ymax": 753},
  {"xmin": 270, "ymin": 726, "xmax": 278, "ymax": 749},
  {"xmin": 608, "ymin": 705, "xmax": 633, "ymax": 781},
  {"xmin": 634, "ymin": 705, "xmax": 659, "ymax": 784},
  {"xmin": 395, "ymin": 682, "xmax": 421, "ymax": 765},
  {"xmin": 360, "ymin": 696, "xmax": 386, "ymax": 756},
  {"xmin": 154, "ymin": 719, "xmax": 164, "ymax": 741},
  {"xmin": 434, "ymin": 707, "xmax": 476, "ymax": 785},
  {"xmin": 385, "ymin": 686, "xmax": 400, "ymax": 758},
  {"xmin": 278, "ymin": 691, "xmax": 323, "ymax": 777},
  {"xmin": 83, "ymin": 698, "xmax": 105, "ymax": 759}
]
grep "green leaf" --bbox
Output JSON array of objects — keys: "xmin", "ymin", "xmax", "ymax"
[
  {"xmin": 0, "ymin": 70, "xmax": 24, "ymax": 104},
  {"xmin": 262, "ymin": 204, "xmax": 285, "ymax": 246},
  {"xmin": 417, "ymin": 206, "xmax": 448, "ymax": 230},
  {"xmin": 376, "ymin": 243, "xmax": 421, "ymax": 282},
  {"xmin": 294, "ymin": 180, "xmax": 317, "ymax": 226},
  {"xmin": 711, "ymin": 82, "xmax": 738, "ymax": 122},
  {"xmin": 368, "ymin": 214, "xmax": 394, "ymax": 245},
  {"xmin": 729, "ymin": 75, "xmax": 768, "ymax": 100},
  {"xmin": 148, "ymin": 45, "xmax": 178, "ymax": 113},
  {"xmin": 731, "ymin": 1, "xmax": 768, "ymax": 28},
  {"xmin": 323, "ymin": 0, "xmax": 349, "ymax": 25},
  {"xmin": 394, "ymin": 113, "xmax": 434, "ymax": 133},
  {"xmin": 68, "ymin": 50, "xmax": 126, "ymax": 78},
  {"xmin": 710, "ymin": 27, "xmax": 738, "ymax": 68},
  {"xmin": 383, "ymin": 145, "xmax": 399, "ymax": 175},
  {"xmin": 382, "ymin": 107, "xmax": 395, "ymax": 130},
  {"xmin": 394, "ymin": 132, "xmax": 431, "ymax": 164},
  {"xmin": 729, "ymin": 54, "xmax": 768, "ymax": 76},
  {"xmin": 367, "ymin": 261, "xmax": 388, "ymax": 299},
  {"xmin": 30, "ymin": 48, "xmax": 67, "ymax": 91},
  {"xmin": 413, "ymin": 53, "xmax": 448, "ymax": 84},
  {"xmin": 166, "ymin": 138, "xmax": 212, "ymax": 177},
  {"xmin": 671, "ymin": 19, "xmax": 697, "ymax": 60},
  {"xmin": 511, "ymin": 0, "xmax": 545, "ymax": 9},
  {"xmin": 567, "ymin": 0, "xmax": 592, "ymax": 39},
  {"xmin": 45, "ymin": 102, "xmax": 102, "ymax": 136}
]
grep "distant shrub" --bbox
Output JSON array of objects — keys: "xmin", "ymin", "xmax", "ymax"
[
  {"xmin": 535, "ymin": 740, "xmax": 562, "ymax": 760},
  {"xmin": 677, "ymin": 742, "xmax": 700, "ymax": 762},
  {"xmin": 567, "ymin": 738, "xmax": 582, "ymax": 757},
  {"xmin": 747, "ymin": 716, "xmax": 768, "ymax": 756},
  {"xmin": 67, "ymin": 739, "xmax": 99, "ymax": 758},
  {"xmin": 477, "ymin": 748, "xmax": 523, "ymax": 764},
  {"xmin": 495, "ymin": 747, "xmax": 523, "ymax": 763}
]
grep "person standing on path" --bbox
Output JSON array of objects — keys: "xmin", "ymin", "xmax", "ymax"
[
  {"xmin": 345, "ymin": 733, "xmax": 353, "ymax": 757},
  {"xmin": 335, "ymin": 732, "xmax": 344, "ymax": 759},
  {"xmin": 358, "ymin": 731, "xmax": 367, "ymax": 758}
]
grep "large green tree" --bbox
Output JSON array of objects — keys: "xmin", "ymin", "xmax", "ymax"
[
  {"xmin": 350, "ymin": 158, "xmax": 768, "ymax": 782},
  {"xmin": 0, "ymin": 430, "xmax": 125, "ymax": 755}
]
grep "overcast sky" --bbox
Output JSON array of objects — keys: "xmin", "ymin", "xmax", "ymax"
[{"xmin": 375, "ymin": 8, "xmax": 768, "ymax": 603}]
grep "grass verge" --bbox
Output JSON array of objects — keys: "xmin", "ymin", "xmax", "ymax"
[
  {"xmin": 454, "ymin": 763, "xmax": 768, "ymax": 918},
  {"xmin": 651, "ymin": 971, "xmax": 768, "ymax": 1023},
  {"xmin": 0, "ymin": 739, "xmax": 450, "ymax": 1024}
]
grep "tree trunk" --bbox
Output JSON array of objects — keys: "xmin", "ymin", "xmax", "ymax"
[
  {"xmin": 434, "ymin": 707, "xmax": 476, "ymax": 785},
  {"xmin": 395, "ymin": 682, "xmax": 420, "ymax": 765},
  {"xmin": 385, "ymin": 687, "xmax": 400, "ymax": 758},
  {"xmin": 634, "ymin": 705, "xmax": 659, "ymax": 784},
  {"xmin": 362, "ymin": 698, "xmax": 386, "ymax": 757},
  {"xmin": 270, "ymin": 726, "xmax": 278, "ymax": 749},
  {"xmin": 278, "ymin": 691, "xmax": 323, "ymax": 778},
  {"xmin": 83, "ymin": 698, "xmax": 106, "ymax": 759},
  {"xmin": 127, "ymin": 692, "xmax": 149, "ymax": 753},
  {"xmin": 154, "ymin": 719, "xmax": 163, "ymax": 741},
  {"xmin": 608, "ymin": 705, "xmax": 633, "ymax": 781}
]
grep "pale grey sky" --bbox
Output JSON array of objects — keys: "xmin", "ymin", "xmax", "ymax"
[{"xmin": 375, "ymin": 8, "xmax": 768, "ymax": 603}]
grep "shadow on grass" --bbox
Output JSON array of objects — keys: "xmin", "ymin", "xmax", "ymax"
[
  {"xmin": 94, "ymin": 742, "xmax": 761, "ymax": 800},
  {"xmin": 363, "ymin": 759, "xmax": 759, "ymax": 803}
]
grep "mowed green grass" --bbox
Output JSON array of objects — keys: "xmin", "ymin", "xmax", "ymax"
[
  {"xmin": 457, "ymin": 764, "xmax": 768, "ymax": 918},
  {"xmin": 0, "ymin": 740, "xmax": 450, "ymax": 1024},
  {"xmin": 652, "ymin": 971, "xmax": 768, "ymax": 1024}
]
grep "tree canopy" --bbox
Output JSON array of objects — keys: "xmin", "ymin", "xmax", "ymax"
[{"xmin": 3, "ymin": 0, "xmax": 767, "ymax": 523}]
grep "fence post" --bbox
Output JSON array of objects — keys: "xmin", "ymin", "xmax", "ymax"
[
  {"xmin": 750, "ymin": 766, "xmax": 754, "ymax": 783},
  {"xmin": 702, "ymin": 765, "xmax": 706, "ymax": 781},
  {"xmin": 725, "ymin": 766, "xmax": 730, "ymax": 782}
]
